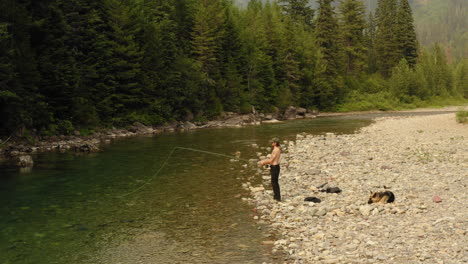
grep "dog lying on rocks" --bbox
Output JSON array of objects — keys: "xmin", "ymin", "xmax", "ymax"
[{"xmin": 368, "ymin": 191, "xmax": 395, "ymax": 204}]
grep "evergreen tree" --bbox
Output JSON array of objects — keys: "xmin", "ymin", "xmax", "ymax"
[
  {"xmin": 279, "ymin": 0, "xmax": 315, "ymax": 28},
  {"xmin": 134, "ymin": 0, "xmax": 204, "ymax": 121},
  {"xmin": 103, "ymin": 0, "xmax": 144, "ymax": 124},
  {"xmin": 1, "ymin": 0, "xmax": 48, "ymax": 134},
  {"xmin": 173, "ymin": 0, "xmax": 196, "ymax": 54},
  {"xmin": 217, "ymin": 3, "xmax": 245, "ymax": 112},
  {"xmin": 0, "ymin": 23, "xmax": 14, "ymax": 94},
  {"xmin": 314, "ymin": 0, "xmax": 342, "ymax": 109},
  {"xmin": 36, "ymin": 3, "xmax": 79, "ymax": 122},
  {"xmin": 396, "ymin": 0, "xmax": 418, "ymax": 67},
  {"xmin": 364, "ymin": 11, "xmax": 378, "ymax": 74},
  {"xmin": 338, "ymin": 0, "xmax": 367, "ymax": 76},
  {"xmin": 191, "ymin": 0, "xmax": 226, "ymax": 116},
  {"xmin": 60, "ymin": 0, "xmax": 111, "ymax": 126},
  {"xmin": 375, "ymin": 0, "xmax": 399, "ymax": 77},
  {"xmin": 240, "ymin": 0, "xmax": 278, "ymax": 111},
  {"xmin": 0, "ymin": 20, "xmax": 17, "ymax": 135},
  {"xmin": 192, "ymin": 0, "xmax": 225, "ymax": 80},
  {"xmin": 295, "ymin": 24, "xmax": 318, "ymax": 109},
  {"xmin": 453, "ymin": 59, "xmax": 468, "ymax": 99},
  {"xmin": 263, "ymin": 2, "xmax": 290, "ymax": 107}
]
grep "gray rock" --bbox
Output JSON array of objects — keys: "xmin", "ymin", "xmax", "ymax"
[
  {"xmin": 16, "ymin": 155, "xmax": 34, "ymax": 167},
  {"xmin": 282, "ymin": 106, "xmax": 297, "ymax": 120},
  {"xmin": 359, "ymin": 205, "xmax": 372, "ymax": 216}
]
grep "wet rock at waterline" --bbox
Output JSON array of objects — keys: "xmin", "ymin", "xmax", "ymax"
[
  {"xmin": 16, "ymin": 155, "xmax": 34, "ymax": 167},
  {"xmin": 245, "ymin": 113, "xmax": 467, "ymax": 264},
  {"xmin": 74, "ymin": 142, "xmax": 100, "ymax": 153}
]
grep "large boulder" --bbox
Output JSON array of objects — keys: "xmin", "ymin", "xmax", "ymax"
[
  {"xmin": 16, "ymin": 155, "xmax": 34, "ymax": 167},
  {"xmin": 283, "ymin": 106, "xmax": 297, "ymax": 120},
  {"xmin": 130, "ymin": 122, "xmax": 153, "ymax": 134},
  {"xmin": 296, "ymin": 107, "xmax": 307, "ymax": 116},
  {"xmin": 75, "ymin": 142, "xmax": 99, "ymax": 153},
  {"xmin": 176, "ymin": 121, "xmax": 197, "ymax": 131}
]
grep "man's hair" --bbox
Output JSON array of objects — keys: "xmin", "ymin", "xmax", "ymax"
[{"xmin": 270, "ymin": 138, "xmax": 280, "ymax": 147}]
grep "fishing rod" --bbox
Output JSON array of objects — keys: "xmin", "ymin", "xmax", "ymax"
[{"xmin": 117, "ymin": 147, "xmax": 251, "ymax": 198}]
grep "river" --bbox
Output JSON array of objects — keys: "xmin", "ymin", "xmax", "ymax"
[{"xmin": 0, "ymin": 112, "xmax": 449, "ymax": 264}]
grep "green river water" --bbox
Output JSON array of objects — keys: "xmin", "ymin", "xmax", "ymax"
[{"xmin": 0, "ymin": 112, "xmax": 446, "ymax": 264}]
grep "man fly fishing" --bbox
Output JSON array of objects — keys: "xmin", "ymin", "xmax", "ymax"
[{"xmin": 259, "ymin": 138, "xmax": 281, "ymax": 201}]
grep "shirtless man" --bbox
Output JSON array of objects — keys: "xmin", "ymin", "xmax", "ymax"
[{"xmin": 259, "ymin": 138, "xmax": 281, "ymax": 201}]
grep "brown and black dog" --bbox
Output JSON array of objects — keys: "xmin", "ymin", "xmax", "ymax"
[{"xmin": 368, "ymin": 191, "xmax": 395, "ymax": 204}]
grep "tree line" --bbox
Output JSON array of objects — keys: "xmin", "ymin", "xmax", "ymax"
[{"xmin": 0, "ymin": 0, "xmax": 466, "ymax": 138}]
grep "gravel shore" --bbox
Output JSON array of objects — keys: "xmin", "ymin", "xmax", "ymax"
[{"xmin": 247, "ymin": 112, "xmax": 467, "ymax": 264}]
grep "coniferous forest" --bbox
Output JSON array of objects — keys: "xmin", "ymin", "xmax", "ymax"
[{"xmin": 0, "ymin": 0, "xmax": 467, "ymax": 138}]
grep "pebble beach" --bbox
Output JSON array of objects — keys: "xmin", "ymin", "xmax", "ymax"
[{"xmin": 247, "ymin": 112, "xmax": 467, "ymax": 264}]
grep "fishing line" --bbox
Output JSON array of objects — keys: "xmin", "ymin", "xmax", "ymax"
[{"xmin": 117, "ymin": 147, "xmax": 251, "ymax": 198}]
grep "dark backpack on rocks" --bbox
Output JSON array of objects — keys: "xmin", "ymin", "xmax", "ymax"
[{"xmin": 304, "ymin": 197, "xmax": 322, "ymax": 203}]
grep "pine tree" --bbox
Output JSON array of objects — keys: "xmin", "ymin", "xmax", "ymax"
[
  {"xmin": 173, "ymin": 0, "xmax": 196, "ymax": 54},
  {"xmin": 295, "ymin": 24, "xmax": 318, "ymax": 109},
  {"xmin": 375, "ymin": 0, "xmax": 399, "ymax": 77},
  {"xmin": 59, "ymin": 0, "xmax": 109, "ymax": 126},
  {"xmin": 103, "ymin": 0, "xmax": 144, "ymax": 123},
  {"xmin": 192, "ymin": 0, "xmax": 225, "ymax": 80},
  {"xmin": 143, "ymin": 0, "xmax": 204, "ymax": 121},
  {"xmin": 396, "ymin": 0, "xmax": 418, "ymax": 67},
  {"xmin": 0, "ymin": 20, "xmax": 17, "ymax": 135},
  {"xmin": 364, "ymin": 11, "xmax": 378, "ymax": 74},
  {"xmin": 314, "ymin": 0, "xmax": 342, "ymax": 109},
  {"xmin": 0, "ymin": 23, "xmax": 14, "ymax": 94},
  {"xmin": 1, "ymin": 0, "xmax": 48, "ymax": 134},
  {"xmin": 240, "ymin": 1, "xmax": 280, "ymax": 112},
  {"xmin": 36, "ymin": 3, "xmax": 79, "ymax": 122},
  {"xmin": 338, "ymin": 0, "xmax": 367, "ymax": 76},
  {"xmin": 263, "ymin": 2, "xmax": 290, "ymax": 107},
  {"xmin": 191, "ymin": 0, "xmax": 227, "ymax": 116},
  {"xmin": 279, "ymin": 0, "xmax": 315, "ymax": 28},
  {"xmin": 217, "ymin": 3, "xmax": 245, "ymax": 112}
]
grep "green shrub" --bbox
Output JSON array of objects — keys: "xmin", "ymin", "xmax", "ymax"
[
  {"xmin": 79, "ymin": 128, "xmax": 95, "ymax": 136},
  {"xmin": 57, "ymin": 120, "xmax": 75, "ymax": 135},
  {"xmin": 240, "ymin": 102, "xmax": 253, "ymax": 114},
  {"xmin": 206, "ymin": 97, "xmax": 224, "ymax": 118},
  {"xmin": 456, "ymin": 110, "xmax": 468, "ymax": 124},
  {"xmin": 112, "ymin": 111, "xmax": 168, "ymax": 127},
  {"xmin": 337, "ymin": 91, "xmax": 399, "ymax": 112},
  {"xmin": 41, "ymin": 123, "xmax": 58, "ymax": 137},
  {"xmin": 22, "ymin": 129, "xmax": 36, "ymax": 144}
]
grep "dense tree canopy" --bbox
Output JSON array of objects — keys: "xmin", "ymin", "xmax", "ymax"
[{"xmin": 0, "ymin": 0, "xmax": 465, "ymax": 138}]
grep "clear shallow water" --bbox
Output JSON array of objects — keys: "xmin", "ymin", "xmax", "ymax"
[{"xmin": 1, "ymin": 114, "xmax": 408, "ymax": 264}]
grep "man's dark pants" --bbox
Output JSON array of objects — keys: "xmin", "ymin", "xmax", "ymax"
[{"xmin": 270, "ymin": 165, "xmax": 281, "ymax": 201}]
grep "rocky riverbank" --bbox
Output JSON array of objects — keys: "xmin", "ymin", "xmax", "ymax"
[
  {"xmin": 0, "ymin": 107, "xmax": 316, "ymax": 166},
  {"xmin": 246, "ymin": 112, "xmax": 467, "ymax": 263}
]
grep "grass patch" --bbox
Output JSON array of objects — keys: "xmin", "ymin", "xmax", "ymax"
[
  {"xmin": 337, "ymin": 91, "xmax": 399, "ymax": 112},
  {"xmin": 337, "ymin": 93, "xmax": 468, "ymax": 113},
  {"xmin": 456, "ymin": 110, "xmax": 468, "ymax": 124},
  {"xmin": 79, "ymin": 128, "xmax": 95, "ymax": 136}
]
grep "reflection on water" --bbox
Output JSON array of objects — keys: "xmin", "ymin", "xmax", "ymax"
[{"xmin": 0, "ymin": 115, "xmax": 379, "ymax": 264}]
